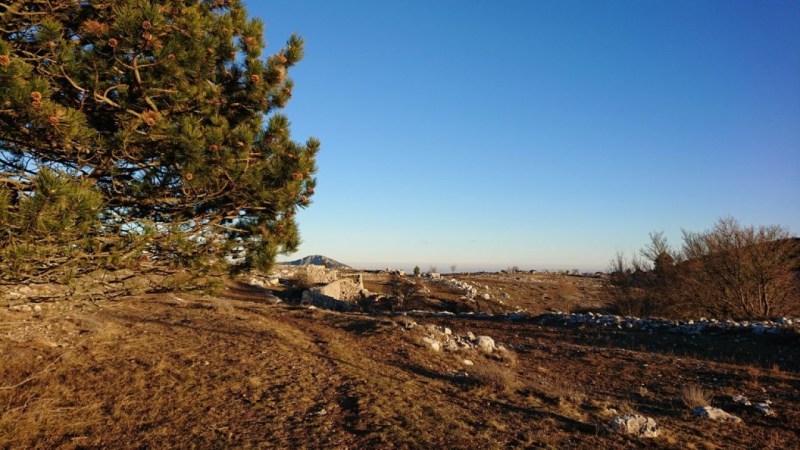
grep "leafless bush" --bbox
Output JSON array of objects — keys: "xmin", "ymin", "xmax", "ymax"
[
  {"xmin": 681, "ymin": 218, "xmax": 800, "ymax": 318},
  {"xmin": 468, "ymin": 363, "xmax": 517, "ymax": 392},
  {"xmin": 605, "ymin": 219, "xmax": 800, "ymax": 319},
  {"xmin": 497, "ymin": 349, "xmax": 518, "ymax": 368}
]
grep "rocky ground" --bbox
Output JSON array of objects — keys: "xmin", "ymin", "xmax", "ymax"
[{"xmin": 1, "ymin": 270, "xmax": 799, "ymax": 449}]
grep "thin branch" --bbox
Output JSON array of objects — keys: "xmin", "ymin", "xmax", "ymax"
[{"xmin": 0, "ymin": 353, "xmax": 66, "ymax": 391}]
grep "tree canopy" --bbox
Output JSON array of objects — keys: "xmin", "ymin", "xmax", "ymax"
[{"xmin": 0, "ymin": 0, "xmax": 318, "ymax": 287}]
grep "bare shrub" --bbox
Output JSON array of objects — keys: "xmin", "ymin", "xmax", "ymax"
[
  {"xmin": 387, "ymin": 273, "xmax": 420, "ymax": 310},
  {"xmin": 681, "ymin": 218, "xmax": 800, "ymax": 318},
  {"xmin": 546, "ymin": 382, "xmax": 586, "ymax": 405},
  {"xmin": 554, "ymin": 281, "xmax": 580, "ymax": 312},
  {"xmin": 681, "ymin": 384, "xmax": 711, "ymax": 409},
  {"xmin": 209, "ymin": 297, "xmax": 236, "ymax": 315},
  {"xmin": 603, "ymin": 251, "xmax": 661, "ymax": 317},
  {"xmin": 605, "ymin": 219, "xmax": 800, "ymax": 319},
  {"xmin": 496, "ymin": 349, "xmax": 518, "ymax": 368},
  {"xmin": 468, "ymin": 363, "xmax": 517, "ymax": 391}
]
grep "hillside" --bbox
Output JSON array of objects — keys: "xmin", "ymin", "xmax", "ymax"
[
  {"xmin": 2, "ymin": 273, "xmax": 799, "ymax": 449},
  {"xmin": 281, "ymin": 255, "xmax": 351, "ymax": 269}
]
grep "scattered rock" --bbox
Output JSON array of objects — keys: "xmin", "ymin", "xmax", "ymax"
[
  {"xmin": 425, "ymin": 324, "xmax": 440, "ymax": 335},
  {"xmin": 401, "ymin": 320, "xmax": 417, "ymax": 330},
  {"xmin": 422, "ymin": 337, "xmax": 441, "ymax": 352},
  {"xmin": 476, "ymin": 335, "xmax": 496, "ymax": 353},
  {"xmin": 538, "ymin": 312, "xmax": 799, "ymax": 336},
  {"xmin": 609, "ymin": 414, "xmax": 660, "ymax": 438},
  {"xmin": 443, "ymin": 340, "xmax": 459, "ymax": 352},
  {"xmin": 733, "ymin": 394, "xmax": 751, "ymax": 406},
  {"xmin": 248, "ymin": 276, "xmax": 269, "ymax": 288},
  {"xmin": 416, "ymin": 326, "xmax": 504, "ymax": 356},
  {"xmin": 754, "ymin": 402, "xmax": 775, "ymax": 417},
  {"xmin": 264, "ymin": 293, "xmax": 282, "ymax": 304},
  {"xmin": 462, "ymin": 359, "xmax": 474, "ymax": 366},
  {"xmin": 735, "ymin": 396, "xmax": 776, "ymax": 417},
  {"xmin": 692, "ymin": 406, "xmax": 743, "ymax": 424},
  {"xmin": 427, "ymin": 276, "xmax": 479, "ymax": 298}
]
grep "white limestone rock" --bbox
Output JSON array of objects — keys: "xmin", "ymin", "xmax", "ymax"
[
  {"xmin": 422, "ymin": 337, "xmax": 441, "ymax": 352},
  {"xmin": 692, "ymin": 406, "xmax": 743, "ymax": 424},
  {"xmin": 609, "ymin": 414, "xmax": 660, "ymax": 438},
  {"xmin": 476, "ymin": 335, "xmax": 496, "ymax": 353}
]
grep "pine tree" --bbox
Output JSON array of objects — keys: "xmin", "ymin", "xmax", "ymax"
[{"xmin": 0, "ymin": 1, "xmax": 318, "ymax": 286}]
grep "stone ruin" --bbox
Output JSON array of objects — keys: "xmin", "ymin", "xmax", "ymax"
[
  {"xmin": 301, "ymin": 276, "xmax": 366, "ymax": 312},
  {"xmin": 286, "ymin": 265, "xmax": 369, "ymax": 312}
]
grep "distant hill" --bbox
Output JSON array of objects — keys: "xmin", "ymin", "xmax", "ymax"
[{"xmin": 281, "ymin": 255, "xmax": 351, "ymax": 269}]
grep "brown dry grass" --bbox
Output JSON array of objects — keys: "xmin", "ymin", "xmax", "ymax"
[
  {"xmin": 2, "ymin": 279, "xmax": 799, "ymax": 449},
  {"xmin": 467, "ymin": 362, "xmax": 517, "ymax": 392},
  {"xmin": 681, "ymin": 384, "xmax": 712, "ymax": 408},
  {"xmin": 361, "ymin": 270, "xmax": 604, "ymax": 315}
]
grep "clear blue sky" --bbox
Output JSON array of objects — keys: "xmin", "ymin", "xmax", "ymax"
[{"xmin": 244, "ymin": 0, "xmax": 800, "ymax": 272}]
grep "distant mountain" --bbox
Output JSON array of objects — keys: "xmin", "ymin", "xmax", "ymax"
[{"xmin": 281, "ymin": 255, "xmax": 351, "ymax": 269}]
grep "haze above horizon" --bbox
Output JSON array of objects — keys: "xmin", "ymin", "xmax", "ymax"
[{"xmin": 246, "ymin": 0, "xmax": 800, "ymax": 272}]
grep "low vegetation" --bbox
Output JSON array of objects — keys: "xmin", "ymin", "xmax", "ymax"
[
  {"xmin": 606, "ymin": 217, "xmax": 800, "ymax": 319},
  {"xmin": 3, "ymin": 287, "xmax": 798, "ymax": 449},
  {"xmin": 468, "ymin": 362, "xmax": 518, "ymax": 392},
  {"xmin": 681, "ymin": 384, "xmax": 712, "ymax": 409}
]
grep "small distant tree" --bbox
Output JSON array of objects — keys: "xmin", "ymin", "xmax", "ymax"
[
  {"xmin": 428, "ymin": 265, "xmax": 438, "ymax": 274},
  {"xmin": 450, "ymin": 264, "xmax": 457, "ymax": 274},
  {"xmin": 413, "ymin": 265, "xmax": 421, "ymax": 277},
  {"xmin": 388, "ymin": 272, "xmax": 419, "ymax": 310},
  {"xmin": 0, "ymin": 1, "xmax": 318, "ymax": 290}
]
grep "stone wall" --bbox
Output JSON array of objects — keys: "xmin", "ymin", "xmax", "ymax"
[
  {"xmin": 314, "ymin": 279, "xmax": 362, "ymax": 301},
  {"xmin": 300, "ymin": 278, "xmax": 365, "ymax": 312},
  {"xmin": 304, "ymin": 265, "xmax": 339, "ymax": 285}
]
